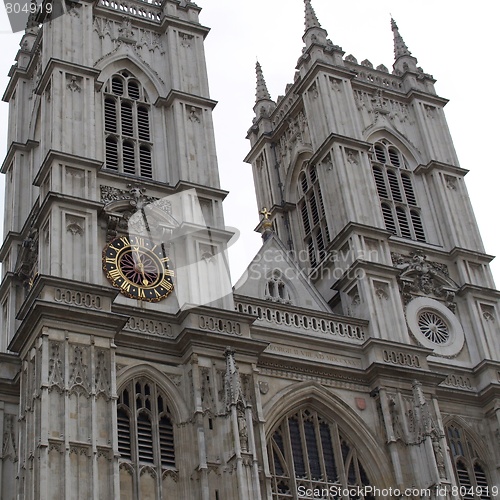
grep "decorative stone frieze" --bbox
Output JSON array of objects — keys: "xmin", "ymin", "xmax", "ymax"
[
  {"xmin": 54, "ymin": 288, "xmax": 103, "ymax": 310},
  {"xmin": 124, "ymin": 316, "xmax": 174, "ymax": 338},
  {"xmin": 382, "ymin": 349, "xmax": 421, "ymax": 368},
  {"xmin": 198, "ymin": 315, "xmax": 242, "ymax": 336},
  {"xmin": 235, "ymin": 301, "xmax": 365, "ymax": 341},
  {"xmin": 440, "ymin": 373, "xmax": 474, "ymax": 390}
]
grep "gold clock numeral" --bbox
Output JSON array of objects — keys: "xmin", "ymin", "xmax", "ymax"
[
  {"xmin": 137, "ymin": 288, "xmax": 145, "ymax": 299},
  {"xmin": 160, "ymin": 257, "xmax": 170, "ymax": 263},
  {"xmin": 109, "ymin": 268, "xmax": 122, "ymax": 280},
  {"xmin": 164, "ymin": 269, "xmax": 174, "ymax": 276},
  {"xmin": 153, "ymin": 290, "xmax": 161, "ymax": 298},
  {"xmin": 121, "ymin": 281, "xmax": 131, "ymax": 292},
  {"xmin": 160, "ymin": 279, "xmax": 174, "ymax": 291},
  {"xmin": 105, "ymin": 257, "xmax": 116, "ymax": 264}
]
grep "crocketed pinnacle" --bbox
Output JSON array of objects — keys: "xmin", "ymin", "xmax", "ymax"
[
  {"xmin": 391, "ymin": 18, "xmax": 412, "ymax": 59},
  {"xmin": 304, "ymin": 0, "xmax": 321, "ymax": 31},
  {"xmin": 255, "ymin": 61, "xmax": 272, "ymax": 103}
]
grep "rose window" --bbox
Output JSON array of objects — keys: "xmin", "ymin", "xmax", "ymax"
[{"xmin": 418, "ymin": 311, "xmax": 449, "ymax": 344}]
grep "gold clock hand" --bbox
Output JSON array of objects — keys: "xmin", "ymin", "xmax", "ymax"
[{"xmin": 137, "ymin": 260, "xmax": 149, "ymax": 286}]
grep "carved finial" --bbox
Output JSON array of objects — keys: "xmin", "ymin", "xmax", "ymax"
[
  {"xmin": 304, "ymin": 0, "xmax": 321, "ymax": 31},
  {"xmin": 391, "ymin": 17, "xmax": 412, "ymax": 59},
  {"xmin": 224, "ymin": 348, "xmax": 246, "ymax": 409},
  {"xmin": 253, "ymin": 61, "xmax": 276, "ymax": 118},
  {"xmin": 255, "ymin": 61, "xmax": 272, "ymax": 103}
]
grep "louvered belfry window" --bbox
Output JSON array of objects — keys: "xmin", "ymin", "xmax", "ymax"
[
  {"xmin": 104, "ymin": 71, "xmax": 153, "ymax": 178},
  {"xmin": 445, "ymin": 423, "xmax": 492, "ymax": 498},
  {"xmin": 298, "ymin": 164, "xmax": 330, "ymax": 268},
  {"xmin": 268, "ymin": 408, "xmax": 375, "ymax": 499},
  {"xmin": 371, "ymin": 140, "xmax": 425, "ymax": 242},
  {"xmin": 117, "ymin": 378, "xmax": 175, "ymax": 474}
]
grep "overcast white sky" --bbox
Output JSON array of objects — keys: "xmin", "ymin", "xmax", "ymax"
[{"xmin": 0, "ymin": 0, "xmax": 498, "ymax": 287}]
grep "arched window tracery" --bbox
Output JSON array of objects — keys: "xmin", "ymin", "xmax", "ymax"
[
  {"xmin": 445, "ymin": 423, "xmax": 492, "ymax": 498},
  {"xmin": 265, "ymin": 270, "xmax": 292, "ymax": 304},
  {"xmin": 117, "ymin": 377, "xmax": 176, "ymax": 494},
  {"xmin": 104, "ymin": 70, "xmax": 153, "ymax": 179},
  {"xmin": 268, "ymin": 408, "xmax": 375, "ymax": 499},
  {"xmin": 298, "ymin": 163, "xmax": 330, "ymax": 268},
  {"xmin": 371, "ymin": 140, "xmax": 425, "ymax": 242}
]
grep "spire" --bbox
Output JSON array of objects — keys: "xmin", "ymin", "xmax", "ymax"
[
  {"xmin": 391, "ymin": 18, "xmax": 411, "ymax": 59},
  {"xmin": 255, "ymin": 61, "xmax": 271, "ymax": 103},
  {"xmin": 390, "ymin": 17, "xmax": 418, "ymax": 77},
  {"xmin": 301, "ymin": 0, "xmax": 332, "ymax": 55},
  {"xmin": 253, "ymin": 61, "xmax": 275, "ymax": 119},
  {"xmin": 304, "ymin": 0, "xmax": 321, "ymax": 31}
]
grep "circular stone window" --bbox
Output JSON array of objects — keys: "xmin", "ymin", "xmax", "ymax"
[
  {"xmin": 418, "ymin": 311, "xmax": 449, "ymax": 344},
  {"xmin": 406, "ymin": 297, "xmax": 464, "ymax": 357}
]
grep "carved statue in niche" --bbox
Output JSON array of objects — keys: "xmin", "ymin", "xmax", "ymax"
[
  {"xmin": 406, "ymin": 381, "xmax": 447, "ymax": 480},
  {"xmin": 388, "ymin": 396, "xmax": 404, "ymax": 442},
  {"xmin": 431, "ymin": 430, "xmax": 447, "ymax": 479},
  {"xmin": 117, "ymin": 17, "xmax": 135, "ymax": 42},
  {"xmin": 2, "ymin": 414, "xmax": 17, "ymax": 460},
  {"xmin": 391, "ymin": 250, "xmax": 458, "ymax": 311},
  {"xmin": 200, "ymin": 367, "xmax": 215, "ymax": 413},
  {"xmin": 224, "ymin": 348, "xmax": 252, "ymax": 453},
  {"xmin": 371, "ymin": 89, "xmax": 389, "ymax": 115},
  {"xmin": 237, "ymin": 403, "xmax": 249, "ymax": 452},
  {"xmin": 298, "ymin": 111, "xmax": 311, "ymax": 145}
]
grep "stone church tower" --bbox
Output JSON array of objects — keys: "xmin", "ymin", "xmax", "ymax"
[{"xmin": 0, "ymin": 0, "xmax": 499, "ymax": 499}]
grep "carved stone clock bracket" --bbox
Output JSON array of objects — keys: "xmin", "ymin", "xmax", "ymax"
[
  {"xmin": 100, "ymin": 184, "xmax": 176, "ymax": 244},
  {"xmin": 391, "ymin": 251, "xmax": 459, "ymax": 312}
]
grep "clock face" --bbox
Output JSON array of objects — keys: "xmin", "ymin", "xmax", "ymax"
[{"xmin": 102, "ymin": 235, "xmax": 174, "ymax": 302}]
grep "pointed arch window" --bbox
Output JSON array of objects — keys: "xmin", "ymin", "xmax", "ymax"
[
  {"xmin": 268, "ymin": 408, "xmax": 375, "ymax": 499},
  {"xmin": 371, "ymin": 140, "xmax": 426, "ymax": 242},
  {"xmin": 298, "ymin": 163, "xmax": 330, "ymax": 268},
  {"xmin": 104, "ymin": 71, "xmax": 153, "ymax": 179},
  {"xmin": 264, "ymin": 270, "xmax": 292, "ymax": 304},
  {"xmin": 445, "ymin": 423, "xmax": 492, "ymax": 498},
  {"xmin": 117, "ymin": 378, "xmax": 176, "ymax": 493}
]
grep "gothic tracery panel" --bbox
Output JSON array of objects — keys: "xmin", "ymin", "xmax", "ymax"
[{"xmin": 268, "ymin": 408, "xmax": 375, "ymax": 499}]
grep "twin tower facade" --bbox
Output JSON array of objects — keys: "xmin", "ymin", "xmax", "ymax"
[{"xmin": 0, "ymin": 0, "xmax": 498, "ymax": 499}]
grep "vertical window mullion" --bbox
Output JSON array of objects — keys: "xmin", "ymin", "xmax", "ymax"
[
  {"xmin": 131, "ymin": 380, "xmax": 139, "ymax": 464},
  {"xmin": 132, "ymin": 101, "xmax": 138, "ymax": 140},
  {"xmin": 297, "ymin": 411, "xmax": 312, "ymax": 483},
  {"xmin": 151, "ymin": 383, "xmax": 159, "ymax": 469},
  {"xmin": 331, "ymin": 422, "xmax": 347, "ymax": 487},
  {"xmin": 312, "ymin": 412, "xmax": 327, "ymax": 482},
  {"xmin": 283, "ymin": 417, "xmax": 299, "ymax": 495}
]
